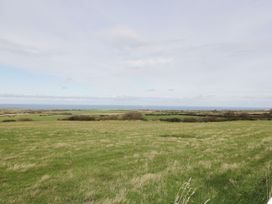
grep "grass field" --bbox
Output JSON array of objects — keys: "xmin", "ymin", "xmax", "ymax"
[{"xmin": 0, "ymin": 111, "xmax": 272, "ymax": 203}]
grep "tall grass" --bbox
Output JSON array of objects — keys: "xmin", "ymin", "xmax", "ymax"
[
  {"xmin": 174, "ymin": 178, "xmax": 196, "ymax": 204},
  {"xmin": 267, "ymin": 165, "xmax": 272, "ymax": 203}
]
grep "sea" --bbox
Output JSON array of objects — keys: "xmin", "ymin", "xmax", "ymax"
[{"xmin": 0, "ymin": 104, "xmax": 268, "ymax": 110}]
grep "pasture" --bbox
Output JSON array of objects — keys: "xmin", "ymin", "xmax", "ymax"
[{"xmin": 0, "ymin": 110, "xmax": 271, "ymax": 203}]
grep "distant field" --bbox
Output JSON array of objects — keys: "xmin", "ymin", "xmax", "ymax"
[
  {"xmin": 1, "ymin": 109, "xmax": 272, "ymax": 122},
  {"xmin": 0, "ymin": 110, "xmax": 271, "ymax": 203}
]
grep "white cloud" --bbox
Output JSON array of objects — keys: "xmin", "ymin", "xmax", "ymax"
[
  {"xmin": 0, "ymin": 0, "xmax": 272, "ymax": 106},
  {"xmin": 124, "ymin": 58, "xmax": 173, "ymax": 68},
  {"xmin": 104, "ymin": 26, "xmax": 141, "ymax": 44}
]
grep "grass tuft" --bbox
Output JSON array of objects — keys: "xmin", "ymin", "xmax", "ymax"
[{"xmin": 174, "ymin": 178, "xmax": 196, "ymax": 204}]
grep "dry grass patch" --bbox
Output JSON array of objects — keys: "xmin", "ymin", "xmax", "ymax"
[
  {"xmin": 220, "ymin": 163, "xmax": 241, "ymax": 173},
  {"xmin": 199, "ymin": 160, "xmax": 212, "ymax": 170},
  {"xmin": 144, "ymin": 150, "xmax": 159, "ymax": 160},
  {"xmin": 7, "ymin": 163, "xmax": 36, "ymax": 172},
  {"xmin": 131, "ymin": 172, "xmax": 162, "ymax": 189},
  {"xmin": 53, "ymin": 142, "xmax": 69, "ymax": 148}
]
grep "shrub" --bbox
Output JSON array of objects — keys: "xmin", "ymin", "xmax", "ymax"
[
  {"xmin": 237, "ymin": 113, "xmax": 253, "ymax": 120},
  {"xmin": 121, "ymin": 112, "xmax": 144, "ymax": 120},
  {"xmin": 63, "ymin": 115, "xmax": 96, "ymax": 121},
  {"xmin": 223, "ymin": 111, "xmax": 236, "ymax": 118},
  {"xmin": 2, "ymin": 119, "xmax": 16, "ymax": 122},
  {"xmin": 182, "ymin": 117, "xmax": 199, "ymax": 122},
  {"xmin": 61, "ymin": 112, "xmax": 73, "ymax": 115},
  {"xmin": 17, "ymin": 118, "xmax": 33, "ymax": 121},
  {"xmin": 160, "ymin": 118, "xmax": 181, "ymax": 122},
  {"xmin": 202, "ymin": 116, "xmax": 223, "ymax": 122},
  {"xmin": 100, "ymin": 114, "xmax": 120, "ymax": 120}
]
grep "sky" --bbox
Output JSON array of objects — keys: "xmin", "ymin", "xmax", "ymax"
[{"xmin": 1, "ymin": 0, "xmax": 272, "ymax": 107}]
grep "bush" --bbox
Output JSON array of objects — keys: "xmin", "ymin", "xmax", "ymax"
[
  {"xmin": 182, "ymin": 117, "xmax": 199, "ymax": 122},
  {"xmin": 17, "ymin": 118, "xmax": 33, "ymax": 121},
  {"xmin": 99, "ymin": 114, "xmax": 120, "ymax": 120},
  {"xmin": 2, "ymin": 119, "xmax": 16, "ymax": 122},
  {"xmin": 202, "ymin": 116, "xmax": 223, "ymax": 122},
  {"xmin": 63, "ymin": 115, "xmax": 96, "ymax": 121},
  {"xmin": 223, "ymin": 111, "xmax": 236, "ymax": 118},
  {"xmin": 237, "ymin": 113, "xmax": 253, "ymax": 120},
  {"xmin": 160, "ymin": 118, "xmax": 181, "ymax": 122},
  {"xmin": 121, "ymin": 112, "xmax": 144, "ymax": 120},
  {"xmin": 61, "ymin": 112, "xmax": 73, "ymax": 115}
]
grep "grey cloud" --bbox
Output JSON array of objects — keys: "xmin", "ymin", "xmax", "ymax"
[
  {"xmin": 146, "ymin": 89, "xmax": 156, "ymax": 92},
  {"xmin": 123, "ymin": 58, "xmax": 173, "ymax": 69},
  {"xmin": 0, "ymin": 38, "xmax": 41, "ymax": 56}
]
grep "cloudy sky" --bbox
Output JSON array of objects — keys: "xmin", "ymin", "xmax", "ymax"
[{"xmin": 1, "ymin": 0, "xmax": 272, "ymax": 107}]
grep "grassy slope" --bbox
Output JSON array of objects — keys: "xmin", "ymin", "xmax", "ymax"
[{"xmin": 0, "ymin": 120, "xmax": 271, "ymax": 203}]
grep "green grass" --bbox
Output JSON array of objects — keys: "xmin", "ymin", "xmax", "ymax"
[{"xmin": 0, "ymin": 118, "xmax": 272, "ymax": 203}]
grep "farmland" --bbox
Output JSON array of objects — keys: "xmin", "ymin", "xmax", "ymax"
[{"xmin": 0, "ymin": 109, "xmax": 271, "ymax": 203}]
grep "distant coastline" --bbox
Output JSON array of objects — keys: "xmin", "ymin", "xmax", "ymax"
[{"xmin": 0, "ymin": 104, "xmax": 268, "ymax": 110}]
